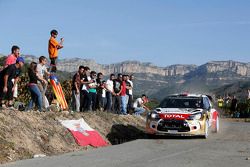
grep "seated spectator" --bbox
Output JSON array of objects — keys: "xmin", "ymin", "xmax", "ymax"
[{"xmin": 133, "ymin": 94, "xmax": 150, "ymax": 116}]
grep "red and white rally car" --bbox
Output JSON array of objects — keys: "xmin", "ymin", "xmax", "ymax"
[{"xmin": 146, "ymin": 94, "xmax": 219, "ymax": 138}]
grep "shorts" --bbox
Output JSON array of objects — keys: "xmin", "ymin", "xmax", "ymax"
[{"xmin": 50, "ymin": 57, "xmax": 57, "ymax": 72}]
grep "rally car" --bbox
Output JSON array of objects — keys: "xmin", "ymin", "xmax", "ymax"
[{"xmin": 146, "ymin": 94, "xmax": 219, "ymax": 138}]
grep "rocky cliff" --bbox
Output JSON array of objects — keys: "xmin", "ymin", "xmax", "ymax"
[
  {"xmin": 56, "ymin": 58, "xmax": 250, "ymax": 78},
  {"xmin": 1, "ymin": 54, "xmax": 250, "ymax": 78},
  {"xmin": 56, "ymin": 59, "xmax": 197, "ymax": 77},
  {"xmin": 201, "ymin": 61, "xmax": 250, "ymax": 76}
]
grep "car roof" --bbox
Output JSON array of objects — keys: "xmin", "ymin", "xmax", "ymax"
[{"xmin": 166, "ymin": 93, "xmax": 208, "ymax": 98}]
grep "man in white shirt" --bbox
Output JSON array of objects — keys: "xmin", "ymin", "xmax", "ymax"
[
  {"xmin": 105, "ymin": 74, "xmax": 115, "ymax": 112},
  {"xmin": 133, "ymin": 94, "xmax": 149, "ymax": 116},
  {"xmin": 37, "ymin": 56, "xmax": 50, "ymax": 109},
  {"xmin": 127, "ymin": 74, "xmax": 134, "ymax": 113}
]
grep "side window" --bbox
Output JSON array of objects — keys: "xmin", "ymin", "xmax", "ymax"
[{"xmin": 203, "ymin": 97, "xmax": 210, "ymax": 110}]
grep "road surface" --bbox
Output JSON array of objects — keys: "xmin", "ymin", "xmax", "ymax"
[{"xmin": 1, "ymin": 119, "xmax": 250, "ymax": 167}]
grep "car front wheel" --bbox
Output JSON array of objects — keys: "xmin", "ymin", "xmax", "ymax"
[{"xmin": 202, "ymin": 120, "xmax": 209, "ymax": 139}]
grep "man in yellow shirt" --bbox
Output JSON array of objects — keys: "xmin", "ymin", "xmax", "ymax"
[
  {"xmin": 48, "ymin": 29, "xmax": 64, "ymax": 73},
  {"xmin": 217, "ymin": 96, "xmax": 224, "ymax": 108}
]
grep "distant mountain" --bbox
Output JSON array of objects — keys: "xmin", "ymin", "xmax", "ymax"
[{"xmin": 1, "ymin": 54, "xmax": 250, "ymax": 100}]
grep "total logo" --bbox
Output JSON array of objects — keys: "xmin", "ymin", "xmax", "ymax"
[{"xmin": 164, "ymin": 114, "xmax": 185, "ymax": 119}]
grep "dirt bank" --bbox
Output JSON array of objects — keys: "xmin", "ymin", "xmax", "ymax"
[{"xmin": 0, "ymin": 109, "xmax": 145, "ymax": 164}]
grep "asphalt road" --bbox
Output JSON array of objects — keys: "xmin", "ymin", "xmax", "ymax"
[{"xmin": 2, "ymin": 119, "xmax": 250, "ymax": 167}]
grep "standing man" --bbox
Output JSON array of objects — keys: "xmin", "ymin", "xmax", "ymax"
[
  {"xmin": 112, "ymin": 73, "xmax": 123, "ymax": 114},
  {"xmin": 127, "ymin": 74, "xmax": 134, "ymax": 114},
  {"xmin": 96, "ymin": 72, "xmax": 104, "ymax": 110},
  {"xmin": 88, "ymin": 71, "xmax": 97, "ymax": 111},
  {"xmin": 37, "ymin": 56, "xmax": 50, "ymax": 109},
  {"xmin": 248, "ymin": 89, "xmax": 250, "ymax": 99},
  {"xmin": 120, "ymin": 75, "xmax": 128, "ymax": 115},
  {"xmin": 217, "ymin": 96, "xmax": 224, "ymax": 109},
  {"xmin": 3, "ymin": 45, "xmax": 21, "ymax": 107},
  {"xmin": 4, "ymin": 45, "xmax": 20, "ymax": 67},
  {"xmin": 230, "ymin": 96, "xmax": 238, "ymax": 118},
  {"xmin": 80, "ymin": 66, "xmax": 92, "ymax": 112},
  {"xmin": 48, "ymin": 29, "xmax": 64, "ymax": 73},
  {"xmin": 0, "ymin": 57, "xmax": 25, "ymax": 109},
  {"xmin": 105, "ymin": 74, "xmax": 115, "ymax": 112},
  {"xmin": 71, "ymin": 66, "xmax": 84, "ymax": 112}
]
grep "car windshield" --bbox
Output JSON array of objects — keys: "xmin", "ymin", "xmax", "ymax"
[{"xmin": 159, "ymin": 97, "xmax": 203, "ymax": 109}]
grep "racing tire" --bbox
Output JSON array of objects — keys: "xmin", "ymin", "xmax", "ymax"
[
  {"xmin": 201, "ymin": 120, "xmax": 209, "ymax": 139},
  {"xmin": 212, "ymin": 116, "xmax": 219, "ymax": 133}
]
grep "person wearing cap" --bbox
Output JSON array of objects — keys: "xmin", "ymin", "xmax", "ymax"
[
  {"xmin": 48, "ymin": 29, "xmax": 64, "ymax": 73},
  {"xmin": 0, "ymin": 57, "xmax": 24, "ymax": 109}
]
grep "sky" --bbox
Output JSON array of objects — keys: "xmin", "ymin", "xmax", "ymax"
[{"xmin": 0, "ymin": 0, "xmax": 249, "ymax": 67}]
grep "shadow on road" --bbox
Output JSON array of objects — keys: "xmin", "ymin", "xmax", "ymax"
[{"xmin": 106, "ymin": 124, "xmax": 201, "ymax": 145}]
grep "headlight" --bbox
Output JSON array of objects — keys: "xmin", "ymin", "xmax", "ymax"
[
  {"xmin": 188, "ymin": 113, "xmax": 202, "ymax": 120},
  {"xmin": 151, "ymin": 113, "xmax": 160, "ymax": 119}
]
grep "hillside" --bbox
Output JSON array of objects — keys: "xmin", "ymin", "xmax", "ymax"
[
  {"xmin": 0, "ymin": 110, "xmax": 145, "ymax": 164},
  {"xmin": 212, "ymin": 81, "xmax": 250, "ymax": 100},
  {"xmin": 1, "ymin": 54, "xmax": 250, "ymax": 100}
]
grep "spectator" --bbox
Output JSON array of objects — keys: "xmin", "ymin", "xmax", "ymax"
[
  {"xmin": 127, "ymin": 74, "xmax": 134, "ymax": 114},
  {"xmin": 112, "ymin": 73, "xmax": 123, "ymax": 114},
  {"xmin": 217, "ymin": 96, "xmax": 224, "ymax": 109},
  {"xmin": 0, "ymin": 57, "xmax": 24, "ymax": 109},
  {"xmin": 37, "ymin": 56, "xmax": 50, "ymax": 109},
  {"xmin": 3, "ymin": 45, "xmax": 21, "ymax": 105},
  {"xmin": 48, "ymin": 29, "xmax": 64, "ymax": 73},
  {"xmin": 105, "ymin": 74, "xmax": 115, "ymax": 112},
  {"xmin": 4, "ymin": 45, "xmax": 20, "ymax": 68},
  {"xmin": 133, "ymin": 94, "xmax": 150, "ymax": 116},
  {"xmin": 88, "ymin": 71, "xmax": 97, "ymax": 111},
  {"xmin": 120, "ymin": 75, "xmax": 128, "ymax": 115},
  {"xmin": 26, "ymin": 62, "xmax": 47, "ymax": 112},
  {"xmin": 96, "ymin": 72, "xmax": 104, "ymax": 110},
  {"xmin": 230, "ymin": 96, "xmax": 238, "ymax": 118},
  {"xmin": 100, "ymin": 80, "xmax": 107, "ymax": 110},
  {"xmin": 80, "ymin": 66, "xmax": 92, "ymax": 111},
  {"xmin": 71, "ymin": 66, "xmax": 84, "ymax": 112}
]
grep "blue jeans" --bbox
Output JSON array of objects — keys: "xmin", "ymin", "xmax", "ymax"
[
  {"xmin": 134, "ymin": 107, "xmax": 145, "ymax": 116},
  {"xmin": 121, "ymin": 95, "xmax": 128, "ymax": 115},
  {"xmin": 105, "ymin": 91, "xmax": 112, "ymax": 112},
  {"xmin": 28, "ymin": 84, "xmax": 43, "ymax": 111}
]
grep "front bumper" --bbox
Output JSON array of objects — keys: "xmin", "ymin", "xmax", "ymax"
[{"xmin": 146, "ymin": 118, "xmax": 206, "ymax": 136}]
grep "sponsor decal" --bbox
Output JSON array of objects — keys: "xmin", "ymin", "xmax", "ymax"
[{"xmin": 159, "ymin": 113, "xmax": 190, "ymax": 120}]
